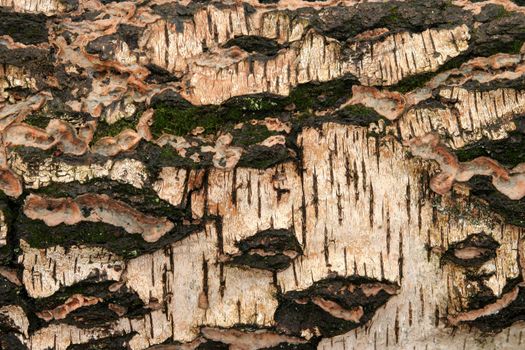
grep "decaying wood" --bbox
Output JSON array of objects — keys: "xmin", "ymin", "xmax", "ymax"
[{"xmin": 0, "ymin": 0, "xmax": 525, "ymax": 349}]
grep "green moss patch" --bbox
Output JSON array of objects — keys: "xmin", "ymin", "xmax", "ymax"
[
  {"xmin": 92, "ymin": 105, "xmax": 144, "ymax": 144},
  {"xmin": 92, "ymin": 118, "xmax": 137, "ymax": 144},
  {"xmin": 23, "ymin": 113, "xmax": 51, "ymax": 129},
  {"xmin": 151, "ymin": 96, "xmax": 281, "ymax": 138},
  {"xmin": 151, "ymin": 76, "xmax": 357, "ymax": 138},
  {"xmin": 231, "ymin": 124, "xmax": 277, "ymax": 147},
  {"xmin": 133, "ymin": 142, "xmax": 209, "ymax": 172},
  {"xmin": 285, "ymin": 77, "xmax": 356, "ymax": 115}
]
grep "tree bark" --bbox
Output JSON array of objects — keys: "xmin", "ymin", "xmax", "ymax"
[{"xmin": 0, "ymin": 0, "xmax": 525, "ymax": 349}]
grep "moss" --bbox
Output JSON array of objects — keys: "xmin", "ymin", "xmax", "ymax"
[
  {"xmin": 381, "ymin": 6, "xmax": 400, "ymax": 26},
  {"xmin": 152, "ymin": 105, "xmax": 204, "ymax": 137},
  {"xmin": 24, "ymin": 113, "xmax": 51, "ymax": 129},
  {"xmin": 19, "ymin": 178, "xmax": 201, "ymax": 257},
  {"xmin": 333, "ymin": 104, "xmax": 384, "ymax": 126},
  {"xmin": 33, "ymin": 178, "xmax": 185, "ymax": 220},
  {"xmin": 388, "ymin": 54, "xmax": 471, "ymax": 93},
  {"xmin": 286, "ymin": 77, "xmax": 355, "ymax": 114},
  {"xmin": 151, "ymin": 77, "xmax": 356, "ymax": 138},
  {"xmin": 92, "ymin": 119, "xmax": 133, "ymax": 143},
  {"xmin": 232, "ymin": 124, "xmax": 277, "ymax": 147},
  {"xmin": 238, "ymin": 145, "xmax": 291, "ymax": 169},
  {"xmin": 0, "ymin": 10, "xmax": 48, "ymax": 45},
  {"xmin": 157, "ymin": 145, "xmax": 203, "ymax": 168},
  {"xmin": 147, "ymin": 76, "xmax": 382, "ymax": 172},
  {"xmin": 494, "ymin": 5, "xmax": 511, "ymax": 19},
  {"xmin": 91, "ymin": 104, "xmax": 147, "ymax": 145},
  {"xmin": 455, "ymin": 131, "xmax": 525, "ymax": 168},
  {"xmin": 151, "ymin": 94, "xmax": 284, "ymax": 138},
  {"xmin": 132, "ymin": 142, "xmax": 209, "ymax": 173},
  {"xmin": 158, "ymin": 145, "xmax": 184, "ymax": 162},
  {"xmin": 18, "ymin": 215, "xmax": 197, "ymax": 259}
]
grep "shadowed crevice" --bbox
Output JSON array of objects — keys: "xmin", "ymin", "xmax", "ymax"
[
  {"xmin": 466, "ymin": 286, "xmax": 525, "ymax": 332},
  {"xmin": 0, "ymin": 333, "xmax": 27, "ymax": 350},
  {"xmin": 223, "ymin": 36, "xmax": 283, "ymax": 57},
  {"xmin": 275, "ymin": 276, "xmax": 399, "ymax": 338},
  {"xmin": 441, "ymin": 232, "xmax": 500, "ymax": 267},
  {"xmin": 15, "ymin": 213, "xmax": 197, "ymax": 260},
  {"xmin": 467, "ymin": 176, "xmax": 525, "ymax": 228},
  {"xmin": 0, "ymin": 10, "xmax": 48, "ymax": 45},
  {"xmin": 85, "ymin": 24, "xmax": 142, "ymax": 61},
  {"xmin": 455, "ymin": 130, "xmax": 525, "ymax": 169},
  {"xmin": 229, "ymin": 229, "xmax": 302, "ymax": 271},
  {"xmin": 66, "ymin": 334, "xmax": 135, "ymax": 350},
  {"xmin": 32, "ymin": 281, "xmax": 147, "ymax": 330}
]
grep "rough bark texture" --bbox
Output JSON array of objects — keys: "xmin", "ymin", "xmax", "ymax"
[{"xmin": 0, "ymin": 0, "xmax": 525, "ymax": 349}]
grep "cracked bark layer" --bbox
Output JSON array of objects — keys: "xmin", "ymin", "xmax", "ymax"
[{"xmin": 0, "ymin": 0, "xmax": 525, "ymax": 349}]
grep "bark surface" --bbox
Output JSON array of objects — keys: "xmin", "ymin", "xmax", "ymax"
[{"xmin": 0, "ymin": 0, "xmax": 525, "ymax": 349}]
